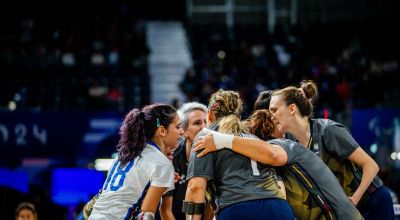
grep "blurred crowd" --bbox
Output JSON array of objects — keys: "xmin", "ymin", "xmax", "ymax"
[
  {"xmin": 181, "ymin": 23, "xmax": 400, "ymax": 120},
  {"xmin": 1, "ymin": 12, "xmax": 399, "ymax": 118},
  {"xmin": 0, "ymin": 6, "xmax": 150, "ymax": 112}
]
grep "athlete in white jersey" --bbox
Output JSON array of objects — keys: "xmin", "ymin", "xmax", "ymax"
[{"xmin": 88, "ymin": 103, "xmax": 184, "ymax": 220}]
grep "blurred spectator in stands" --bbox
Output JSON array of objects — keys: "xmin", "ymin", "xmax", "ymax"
[
  {"xmin": 273, "ymin": 44, "xmax": 291, "ymax": 68},
  {"xmin": 15, "ymin": 202, "xmax": 38, "ymax": 220},
  {"xmin": 106, "ymin": 81, "xmax": 123, "ymax": 111},
  {"xmin": 91, "ymin": 51, "xmax": 105, "ymax": 67},
  {"xmin": 335, "ymin": 77, "xmax": 350, "ymax": 101},
  {"xmin": 61, "ymin": 50, "xmax": 76, "ymax": 68},
  {"xmin": 87, "ymin": 79, "xmax": 108, "ymax": 110},
  {"xmin": 180, "ymin": 69, "xmax": 199, "ymax": 101},
  {"xmin": 107, "ymin": 46, "xmax": 120, "ymax": 74}
]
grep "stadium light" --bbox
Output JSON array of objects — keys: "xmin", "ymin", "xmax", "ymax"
[{"xmin": 390, "ymin": 152, "xmax": 397, "ymax": 160}]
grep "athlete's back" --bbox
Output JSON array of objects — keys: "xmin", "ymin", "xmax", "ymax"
[{"xmin": 89, "ymin": 143, "xmax": 174, "ymax": 220}]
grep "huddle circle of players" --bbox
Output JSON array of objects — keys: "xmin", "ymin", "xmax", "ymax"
[{"xmin": 79, "ymin": 80, "xmax": 395, "ymax": 220}]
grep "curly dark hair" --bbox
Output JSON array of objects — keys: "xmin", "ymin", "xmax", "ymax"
[
  {"xmin": 117, "ymin": 103, "xmax": 177, "ymax": 164},
  {"xmin": 246, "ymin": 109, "xmax": 275, "ymax": 141}
]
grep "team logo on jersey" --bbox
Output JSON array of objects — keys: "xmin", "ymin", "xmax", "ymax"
[{"xmin": 311, "ymin": 143, "xmax": 320, "ymax": 156}]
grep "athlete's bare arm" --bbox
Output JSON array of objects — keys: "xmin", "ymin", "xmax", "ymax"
[
  {"xmin": 185, "ymin": 177, "xmax": 207, "ymax": 220},
  {"xmin": 142, "ymin": 186, "xmax": 168, "ymax": 213},
  {"xmin": 194, "ymin": 133, "xmax": 288, "ymax": 166},
  {"xmin": 347, "ymin": 147, "xmax": 379, "ymax": 205}
]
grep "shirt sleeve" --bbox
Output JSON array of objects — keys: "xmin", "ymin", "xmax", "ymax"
[
  {"xmin": 186, "ymin": 130, "xmax": 215, "ymax": 181},
  {"xmin": 150, "ymin": 161, "xmax": 175, "ymax": 190},
  {"xmin": 322, "ymin": 122, "xmax": 359, "ymax": 160},
  {"xmin": 268, "ymin": 139, "xmax": 296, "ymax": 164}
]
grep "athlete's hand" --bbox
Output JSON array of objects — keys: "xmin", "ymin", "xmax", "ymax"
[
  {"xmin": 174, "ymin": 172, "xmax": 181, "ymax": 183},
  {"xmin": 167, "ymin": 152, "xmax": 174, "ymax": 161},
  {"xmin": 349, "ymin": 196, "xmax": 360, "ymax": 206},
  {"xmin": 193, "ymin": 134, "xmax": 218, "ymax": 157}
]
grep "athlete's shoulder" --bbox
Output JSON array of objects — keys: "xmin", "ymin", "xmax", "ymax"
[
  {"xmin": 141, "ymin": 144, "xmax": 171, "ymax": 165},
  {"xmin": 268, "ymin": 138, "xmax": 300, "ymax": 149},
  {"xmin": 267, "ymin": 138, "xmax": 286, "ymax": 145},
  {"xmin": 313, "ymin": 118, "xmax": 337, "ymax": 126},
  {"xmin": 313, "ymin": 118, "xmax": 350, "ymax": 137}
]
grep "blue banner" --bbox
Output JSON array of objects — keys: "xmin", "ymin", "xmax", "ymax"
[
  {"xmin": 0, "ymin": 112, "xmax": 122, "ymax": 161},
  {"xmin": 351, "ymin": 109, "xmax": 400, "ymax": 149}
]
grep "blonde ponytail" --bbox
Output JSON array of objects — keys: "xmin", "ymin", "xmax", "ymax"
[{"xmin": 218, "ymin": 114, "xmax": 247, "ymax": 135}]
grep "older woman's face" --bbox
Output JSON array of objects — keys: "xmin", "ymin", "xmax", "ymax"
[{"xmin": 184, "ymin": 110, "xmax": 207, "ymax": 143}]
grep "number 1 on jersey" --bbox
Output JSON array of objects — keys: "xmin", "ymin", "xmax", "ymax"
[{"xmin": 251, "ymin": 159, "xmax": 260, "ymax": 176}]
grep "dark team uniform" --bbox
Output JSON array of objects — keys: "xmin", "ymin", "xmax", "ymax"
[
  {"xmin": 170, "ymin": 138, "xmax": 188, "ymax": 220},
  {"xmin": 298, "ymin": 118, "xmax": 394, "ymax": 219},
  {"xmin": 187, "ymin": 126, "xmax": 294, "ymax": 219},
  {"xmin": 269, "ymin": 139, "xmax": 362, "ymax": 220}
]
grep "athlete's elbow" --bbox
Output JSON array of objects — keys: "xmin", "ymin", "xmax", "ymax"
[
  {"xmin": 371, "ymin": 160, "xmax": 379, "ymax": 174},
  {"xmin": 187, "ymin": 177, "xmax": 207, "ymax": 194},
  {"xmin": 269, "ymin": 151, "xmax": 287, "ymax": 166},
  {"xmin": 363, "ymin": 156, "xmax": 379, "ymax": 175}
]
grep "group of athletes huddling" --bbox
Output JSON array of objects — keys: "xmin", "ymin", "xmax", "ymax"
[{"xmin": 81, "ymin": 80, "xmax": 395, "ymax": 220}]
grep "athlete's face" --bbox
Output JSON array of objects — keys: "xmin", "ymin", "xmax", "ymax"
[
  {"xmin": 269, "ymin": 95, "xmax": 292, "ymax": 132},
  {"xmin": 163, "ymin": 115, "xmax": 184, "ymax": 155},
  {"xmin": 184, "ymin": 110, "xmax": 207, "ymax": 143},
  {"xmin": 270, "ymin": 115, "xmax": 285, "ymax": 138},
  {"xmin": 17, "ymin": 209, "xmax": 35, "ymax": 220}
]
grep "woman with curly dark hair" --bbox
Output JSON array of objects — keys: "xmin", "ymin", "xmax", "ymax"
[{"xmin": 89, "ymin": 103, "xmax": 184, "ymax": 220}]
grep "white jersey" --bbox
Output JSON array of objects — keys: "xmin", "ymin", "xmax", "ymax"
[{"xmin": 89, "ymin": 142, "xmax": 175, "ymax": 220}]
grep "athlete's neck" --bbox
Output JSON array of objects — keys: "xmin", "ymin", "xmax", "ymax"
[
  {"xmin": 289, "ymin": 116, "xmax": 311, "ymax": 146},
  {"xmin": 150, "ymin": 137, "xmax": 165, "ymax": 153}
]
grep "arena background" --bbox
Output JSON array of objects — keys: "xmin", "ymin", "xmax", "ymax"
[{"xmin": 1, "ymin": 1, "xmax": 399, "ymax": 219}]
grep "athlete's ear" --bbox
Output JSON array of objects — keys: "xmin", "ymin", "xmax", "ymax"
[
  {"xmin": 288, "ymin": 103, "xmax": 297, "ymax": 116},
  {"xmin": 158, "ymin": 125, "xmax": 166, "ymax": 137},
  {"xmin": 207, "ymin": 110, "xmax": 215, "ymax": 123},
  {"xmin": 183, "ymin": 129, "xmax": 189, "ymax": 138}
]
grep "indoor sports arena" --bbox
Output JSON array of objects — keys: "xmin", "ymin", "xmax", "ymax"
[{"xmin": 1, "ymin": 1, "xmax": 399, "ymax": 219}]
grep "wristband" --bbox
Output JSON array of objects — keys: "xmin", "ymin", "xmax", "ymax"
[
  {"xmin": 203, "ymin": 128, "xmax": 234, "ymax": 150},
  {"xmin": 182, "ymin": 201, "xmax": 205, "ymax": 215}
]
